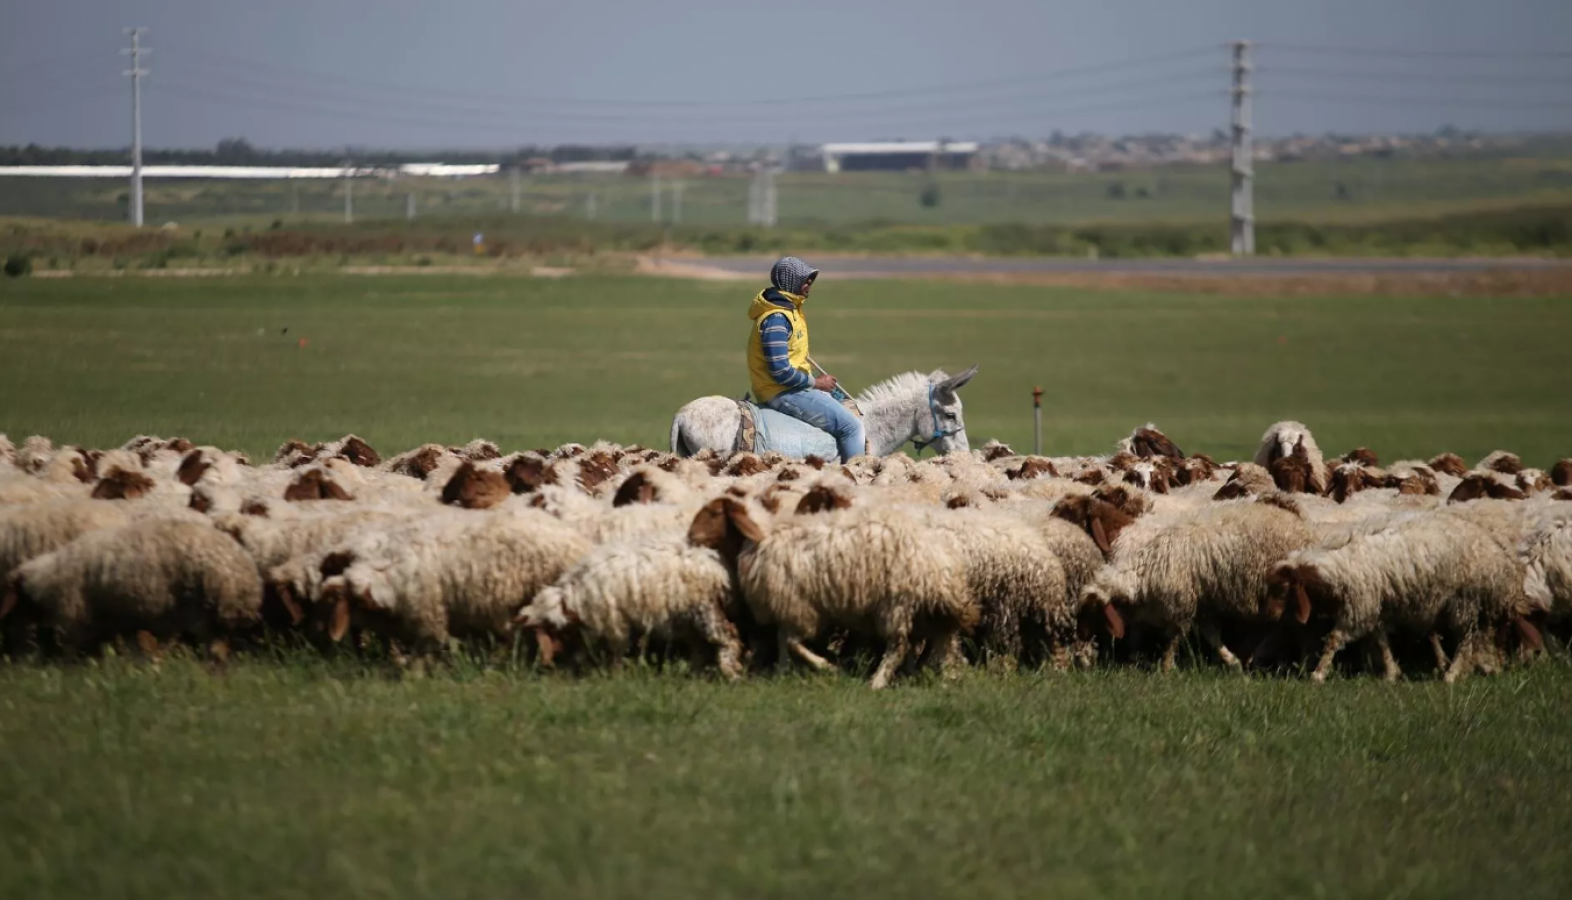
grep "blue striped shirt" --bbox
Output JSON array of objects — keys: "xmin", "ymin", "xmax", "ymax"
[{"xmin": 759, "ymin": 298, "xmax": 813, "ymax": 392}]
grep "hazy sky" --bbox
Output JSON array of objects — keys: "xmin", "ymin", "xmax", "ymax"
[{"xmin": 3, "ymin": 0, "xmax": 1569, "ymax": 150}]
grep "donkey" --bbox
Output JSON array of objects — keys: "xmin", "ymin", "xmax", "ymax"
[{"xmin": 670, "ymin": 365, "xmax": 979, "ymax": 459}]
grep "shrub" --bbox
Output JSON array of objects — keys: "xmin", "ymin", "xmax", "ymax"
[
  {"xmin": 4, "ymin": 253, "xmax": 32, "ymax": 278},
  {"xmin": 919, "ymin": 184, "xmax": 942, "ymax": 208}
]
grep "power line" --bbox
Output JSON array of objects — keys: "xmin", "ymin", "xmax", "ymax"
[
  {"xmin": 1261, "ymin": 65, "xmax": 1572, "ymax": 85},
  {"xmin": 157, "ymin": 39, "xmax": 1219, "ymax": 109},
  {"xmin": 158, "ymin": 63, "xmax": 1223, "ymax": 126},
  {"xmin": 1263, "ymin": 42, "xmax": 1572, "ymax": 60},
  {"xmin": 1263, "ymin": 89, "xmax": 1572, "ymax": 110},
  {"xmin": 156, "ymin": 77, "xmax": 1224, "ymax": 142}
]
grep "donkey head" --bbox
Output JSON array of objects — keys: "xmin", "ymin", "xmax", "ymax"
[{"xmin": 918, "ymin": 365, "xmax": 979, "ymax": 456}]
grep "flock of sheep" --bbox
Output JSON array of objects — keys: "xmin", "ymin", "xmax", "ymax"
[{"xmin": 2, "ymin": 424, "xmax": 1570, "ymax": 687}]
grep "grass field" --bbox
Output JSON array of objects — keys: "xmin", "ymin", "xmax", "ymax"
[
  {"xmin": 3, "ymin": 273, "xmax": 1572, "ymax": 899},
  {"xmin": 3, "ymin": 274, "xmax": 1571, "ymax": 463},
  {"xmin": 2, "ymin": 659, "xmax": 1570, "ymax": 900}
]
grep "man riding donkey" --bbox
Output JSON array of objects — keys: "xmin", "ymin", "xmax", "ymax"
[{"xmin": 746, "ymin": 256, "xmax": 866, "ymax": 462}]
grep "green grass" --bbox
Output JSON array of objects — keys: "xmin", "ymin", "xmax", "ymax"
[
  {"xmin": 2, "ymin": 275, "xmax": 1571, "ymax": 463},
  {"xmin": 1, "ymin": 658, "xmax": 1570, "ymax": 900},
  {"xmin": 3, "ymin": 273, "xmax": 1572, "ymax": 898}
]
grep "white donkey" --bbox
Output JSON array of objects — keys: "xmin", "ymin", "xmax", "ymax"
[{"xmin": 670, "ymin": 365, "xmax": 979, "ymax": 459}]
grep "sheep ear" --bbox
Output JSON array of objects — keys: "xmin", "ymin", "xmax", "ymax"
[
  {"xmin": 1090, "ymin": 517, "xmax": 1111, "ymax": 556},
  {"xmin": 1515, "ymin": 614, "xmax": 1545, "ymax": 652},
  {"xmin": 275, "ymin": 583, "xmax": 305, "ymax": 626},
  {"xmin": 724, "ymin": 498, "xmax": 766, "ymax": 543},
  {"xmin": 686, "ymin": 499, "xmax": 727, "ymax": 550},
  {"xmin": 532, "ymin": 627, "xmax": 559, "ymax": 667},
  {"xmin": 1103, "ymin": 603, "xmax": 1126, "ymax": 640},
  {"xmin": 329, "ymin": 594, "xmax": 352, "ymax": 642},
  {"xmin": 1294, "ymin": 583, "xmax": 1312, "ymax": 625},
  {"xmin": 936, "ymin": 364, "xmax": 979, "ymax": 395}
]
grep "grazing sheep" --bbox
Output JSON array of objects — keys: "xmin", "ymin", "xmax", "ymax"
[
  {"xmin": 316, "ymin": 508, "xmax": 590, "ymax": 654},
  {"xmin": 1253, "ymin": 421, "xmax": 1328, "ymax": 495},
  {"xmin": 2, "ymin": 519, "xmax": 263, "ymax": 656},
  {"xmin": 914, "ymin": 505, "xmax": 1070, "ymax": 669},
  {"xmin": 732, "ymin": 501, "xmax": 975, "ymax": 689},
  {"xmin": 1079, "ymin": 497, "xmax": 1314, "ymax": 672},
  {"xmin": 1269, "ymin": 514, "xmax": 1529, "ymax": 683},
  {"xmin": 517, "ymin": 498, "xmax": 758, "ymax": 679}
]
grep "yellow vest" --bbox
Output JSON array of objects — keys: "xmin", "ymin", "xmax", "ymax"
[{"xmin": 746, "ymin": 289, "xmax": 810, "ymax": 404}]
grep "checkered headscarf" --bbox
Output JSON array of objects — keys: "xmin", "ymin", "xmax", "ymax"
[{"xmin": 769, "ymin": 256, "xmax": 819, "ymax": 295}]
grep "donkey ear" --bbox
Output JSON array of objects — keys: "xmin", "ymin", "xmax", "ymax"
[{"xmin": 937, "ymin": 364, "xmax": 980, "ymax": 394}]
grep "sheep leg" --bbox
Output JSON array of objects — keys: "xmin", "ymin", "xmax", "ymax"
[
  {"xmin": 869, "ymin": 632, "xmax": 910, "ymax": 690},
  {"xmin": 1311, "ymin": 628, "xmax": 1349, "ymax": 683},
  {"xmin": 1197, "ymin": 621, "xmax": 1243, "ymax": 673},
  {"xmin": 699, "ymin": 606, "xmax": 744, "ymax": 682},
  {"xmin": 1374, "ymin": 629, "xmax": 1401, "ymax": 682},
  {"xmin": 1429, "ymin": 632, "xmax": 1451, "ymax": 673},
  {"xmin": 780, "ymin": 633, "xmax": 835, "ymax": 673},
  {"xmin": 1158, "ymin": 631, "xmax": 1183, "ymax": 674},
  {"xmin": 1444, "ymin": 631, "xmax": 1479, "ymax": 684},
  {"xmin": 916, "ymin": 627, "xmax": 965, "ymax": 678}
]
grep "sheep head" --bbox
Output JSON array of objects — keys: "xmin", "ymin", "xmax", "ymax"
[
  {"xmin": 284, "ymin": 468, "xmax": 353, "ymax": 502},
  {"xmin": 793, "ymin": 484, "xmax": 853, "ymax": 515},
  {"xmin": 1427, "ymin": 452, "xmax": 1468, "ymax": 478},
  {"xmin": 1078, "ymin": 572, "xmax": 1136, "ymax": 641},
  {"xmin": 1340, "ymin": 447, "xmax": 1379, "ymax": 467},
  {"xmin": 1329, "ymin": 464, "xmax": 1381, "ymax": 504},
  {"xmin": 441, "ymin": 461, "xmax": 510, "ymax": 510},
  {"xmin": 1129, "ymin": 425, "xmax": 1184, "ymax": 460},
  {"xmin": 1007, "ymin": 457, "xmax": 1058, "ymax": 481},
  {"xmin": 688, "ymin": 496, "xmax": 767, "ymax": 564},
  {"xmin": 176, "ymin": 449, "xmax": 212, "ymax": 486},
  {"xmin": 503, "ymin": 456, "xmax": 548, "ymax": 494},
  {"xmin": 1051, "ymin": 494, "xmax": 1134, "ymax": 558},
  {"xmin": 1447, "ymin": 474, "xmax": 1527, "ymax": 504},
  {"xmin": 1552, "ymin": 459, "xmax": 1572, "ymax": 488},
  {"xmin": 612, "ymin": 471, "xmax": 660, "ymax": 507},
  {"xmin": 1265, "ymin": 563, "xmax": 1328, "ymax": 625},
  {"xmin": 91, "ymin": 466, "xmax": 156, "ymax": 501},
  {"xmin": 338, "ymin": 436, "xmax": 382, "ymax": 467}
]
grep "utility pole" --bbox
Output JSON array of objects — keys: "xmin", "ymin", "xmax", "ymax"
[
  {"xmin": 672, "ymin": 181, "xmax": 683, "ymax": 225},
  {"xmin": 651, "ymin": 170, "xmax": 662, "ymax": 223},
  {"xmin": 1229, "ymin": 40, "xmax": 1254, "ymax": 257},
  {"xmin": 510, "ymin": 168, "xmax": 520, "ymax": 213},
  {"xmin": 343, "ymin": 163, "xmax": 354, "ymax": 224},
  {"xmin": 290, "ymin": 181, "xmax": 300, "ymax": 215},
  {"xmin": 122, "ymin": 27, "xmax": 149, "ymax": 227},
  {"xmin": 406, "ymin": 192, "xmax": 417, "ymax": 220},
  {"xmin": 747, "ymin": 170, "xmax": 760, "ymax": 224},
  {"xmin": 762, "ymin": 167, "xmax": 777, "ymax": 228},
  {"xmin": 586, "ymin": 191, "xmax": 598, "ymax": 220}
]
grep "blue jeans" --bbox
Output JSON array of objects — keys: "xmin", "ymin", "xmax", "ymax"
[{"xmin": 766, "ymin": 389, "xmax": 866, "ymax": 462}]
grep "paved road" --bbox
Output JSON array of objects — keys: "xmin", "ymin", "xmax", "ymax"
[{"xmin": 692, "ymin": 256, "xmax": 1572, "ymax": 278}]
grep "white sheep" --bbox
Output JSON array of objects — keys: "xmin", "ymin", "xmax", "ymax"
[
  {"xmin": 733, "ymin": 501, "xmax": 975, "ymax": 689},
  {"xmin": 316, "ymin": 507, "xmax": 590, "ymax": 653},
  {"xmin": 1, "ymin": 500, "xmax": 133, "ymax": 579},
  {"xmin": 1079, "ymin": 497, "xmax": 1314, "ymax": 672},
  {"xmin": 1270, "ymin": 512, "xmax": 1528, "ymax": 683},
  {"xmin": 517, "ymin": 497, "xmax": 756, "ymax": 679},
  {"xmin": 2, "ymin": 518, "xmax": 263, "ymax": 656}
]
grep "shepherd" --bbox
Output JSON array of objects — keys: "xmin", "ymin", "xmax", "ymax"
[{"xmin": 745, "ymin": 256, "xmax": 866, "ymax": 463}]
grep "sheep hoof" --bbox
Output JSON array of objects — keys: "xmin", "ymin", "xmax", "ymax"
[{"xmin": 1310, "ymin": 670, "xmax": 1328, "ymax": 684}]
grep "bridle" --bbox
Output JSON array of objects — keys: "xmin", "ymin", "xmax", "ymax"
[{"xmin": 911, "ymin": 383, "xmax": 964, "ymax": 455}]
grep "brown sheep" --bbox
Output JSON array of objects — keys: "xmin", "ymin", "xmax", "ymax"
[{"xmin": 441, "ymin": 461, "xmax": 510, "ymax": 510}]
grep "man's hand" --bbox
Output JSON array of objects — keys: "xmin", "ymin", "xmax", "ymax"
[{"xmin": 813, "ymin": 373, "xmax": 838, "ymax": 393}]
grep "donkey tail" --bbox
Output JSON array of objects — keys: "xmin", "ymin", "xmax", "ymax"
[{"xmin": 670, "ymin": 414, "xmax": 688, "ymax": 457}]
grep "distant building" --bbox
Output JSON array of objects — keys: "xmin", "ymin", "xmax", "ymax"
[{"xmin": 818, "ymin": 141, "xmax": 981, "ymax": 173}]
